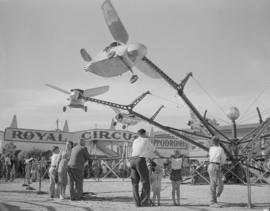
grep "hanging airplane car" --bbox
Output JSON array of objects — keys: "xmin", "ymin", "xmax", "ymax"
[
  {"xmin": 111, "ymin": 107, "xmax": 141, "ymax": 129},
  {"xmin": 45, "ymin": 84, "xmax": 109, "ymax": 112},
  {"xmin": 111, "ymin": 105, "xmax": 165, "ymax": 129},
  {"xmin": 80, "ymin": 0, "xmax": 161, "ymax": 83}
]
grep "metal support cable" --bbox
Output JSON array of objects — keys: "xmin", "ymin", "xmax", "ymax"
[
  {"xmin": 239, "ymin": 118, "xmax": 270, "ymax": 154},
  {"xmin": 142, "ymin": 56, "xmax": 179, "ymax": 90},
  {"xmin": 239, "ymin": 108, "xmax": 270, "ymax": 124},
  {"xmin": 206, "ymin": 121, "xmax": 231, "ymax": 143},
  {"xmin": 151, "ymin": 93, "xmax": 183, "ymax": 107},
  {"xmin": 238, "ymin": 119, "xmax": 266, "ymax": 144},
  {"xmin": 166, "ymin": 126, "xmax": 212, "ymax": 139},
  {"xmin": 239, "ymin": 80, "xmax": 270, "ymax": 122},
  {"xmin": 191, "ymin": 76, "xmax": 228, "ymax": 117}
]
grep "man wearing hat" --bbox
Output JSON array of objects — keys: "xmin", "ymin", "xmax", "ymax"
[{"xmin": 207, "ymin": 137, "xmax": 226, "ymax": 208}]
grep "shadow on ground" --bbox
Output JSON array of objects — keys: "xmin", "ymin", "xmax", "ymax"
[
  {"xmin": 4, "ymin": 200, "xmax": 95, "ymax": 211},
  {"xmin": 0, "ymin": 202, "xmax": 56, "ymax": 211},
  {"xmin": 0, "ymin": 190, "xmax": 39, "ymax": 194},
  {"xmin": 82, "ymin": 195, "xmax": 133, "ymax": 203}
]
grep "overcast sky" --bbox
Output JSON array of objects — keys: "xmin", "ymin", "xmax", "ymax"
[{"xmin": 1, "ymin": 0, "xmax": 270, "ymax": 132}]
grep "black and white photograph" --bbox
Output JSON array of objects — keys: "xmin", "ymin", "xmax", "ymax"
[{"xmin": 0, "ymin": 0, "xmax": 270, "ymax": 210}]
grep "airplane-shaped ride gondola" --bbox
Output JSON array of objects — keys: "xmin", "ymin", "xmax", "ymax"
[
  {"xmin": 46, "ymin": 84, "xmax": 109, "ymax": 112},
  {"xmin": 80, "ymin": 0, "xmax": 161, "ymax": 84},
  {"xmin": 111, "ymin": 105, "xmax": 164, "ymax": 129}
]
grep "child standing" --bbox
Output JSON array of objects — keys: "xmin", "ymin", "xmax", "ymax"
[
  {"xmin": 25, "ymin": 157, "xmax": 33, "ymax": 185},
  {"xmin": 170, "ymin": 150, "xmax": 183, "ymax": 206},
  {"xmin": 150, "ymin": 161, "xmax": 163, "ymax": 206}
]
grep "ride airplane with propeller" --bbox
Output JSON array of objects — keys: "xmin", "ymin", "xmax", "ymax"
[
  {"xmin": 80, "ymin": 0, "xmax": 161, "ymax": 83},
  {"xmin": 110, "ymin": 105, "xmax": 165, "ymax": 129},
  {"xmin": 45, "ymin": 84, "xmax": 109, "ymax": 112}
]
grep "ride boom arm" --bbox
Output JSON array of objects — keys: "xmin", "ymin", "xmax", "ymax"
[
  {"xmin": 81, "ymin": 91, "xmax": 151, "ymax": 112},
  {"xmin": 129, "ymin": 91, "xmax": 151, "ymax": 110},
  {"xmin": 81, "ymin": 95, "xmax": 129, "ymax": 110},
  {"xmin": 81, "ymin": 92, "xmax": 209, "ymax": 152},
  {"xmin": 142, "ymin": 56, "xmax": 214, "ymax": 135},
  {"xmin": 150, "ymin": 105, "xmax": 165, "ymax": 120},
  {"xmin": 142, "ymin": 56, "xmax": 234, "ymax": 159}
]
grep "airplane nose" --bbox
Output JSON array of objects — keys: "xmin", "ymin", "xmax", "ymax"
[{"xmin": 127, "ymin": 43, "xmax": 147, "ymax": 62}]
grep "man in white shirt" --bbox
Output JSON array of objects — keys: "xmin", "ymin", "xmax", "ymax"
[
  {"xmin": 130, "ymin": 128, "xmax": 160, "ymax": 207},
  {"xmin": 207, "ymin": 137, "xmax": 226, "ymax": 208}
]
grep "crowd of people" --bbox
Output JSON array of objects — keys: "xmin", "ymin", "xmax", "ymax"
[
  {"xmin": 0, "ymin": 153, "xmax": 48, "ymax": 183},
  {"xmin": 0, "ymin": 149, "xmax": 130, "ymax": 184},
  {"xmin": 0, "ymin": 154, "xmax": 17, "ymax": 182},
  {"xmin": 47, "ymin": 139, "xmax": 131, "ymax": 200},
  {"xmin": 1, "ymin": 129, "xmax": 230, "ymax": 208}
]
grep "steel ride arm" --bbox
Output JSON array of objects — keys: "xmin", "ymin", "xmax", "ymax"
[
  {"xmin": 81, "ymin": 92, "xmax": 209, "ymax": 151},
  {"xmin": 150, "ymin": 105, "xmax": 165, "ymax": 121}
]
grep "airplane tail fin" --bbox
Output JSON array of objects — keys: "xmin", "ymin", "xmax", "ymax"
[
  {"xmin": 80, "ymin": 48, "xmax": 92, "ymax": 62},
  {"xmin": 101, "ymin": 0, "xmax": 129, "ymax": 44}
]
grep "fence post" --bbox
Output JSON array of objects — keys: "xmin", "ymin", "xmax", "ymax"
[
  {"xmin": 246, "ymin": 153, "xmax": 252, "ymax": 208},
  {"xmin": 36, "ymin": 163, "xmax": 47, "ymax": 194}
]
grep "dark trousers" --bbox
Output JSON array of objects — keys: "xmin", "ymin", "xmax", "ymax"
[
  {"xmin": 67, "ymin": 167, "xmax": 83, "ymax": 200},
  {"xmin": 5, "ymin": 165, "xmax": 11, "ymax": 181},
  {"xmin": 130, "ymin": 157, "xmax": 150, "ymax": 206}
]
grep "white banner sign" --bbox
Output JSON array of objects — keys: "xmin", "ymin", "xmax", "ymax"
[{"xmin": 4, "ymin": 128, "xmax": 137, "ymax": 143}]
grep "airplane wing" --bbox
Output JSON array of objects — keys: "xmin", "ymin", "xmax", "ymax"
[
  {"xmin": 45, "ymin": 84, "xmax": 70, "ymax": 94},
  {"xmin": 101, "ymin": 0, "xmax": 129, "ymax": 44},
  {"xmin": 135, "ymin": 57, "xmax": 162, "ymax": 79},
  {"xmin": 90, "ymin": 56, "xmax": 128, "ymax": 77},
  {"xmin": 83, "ymin": 86, "xmax": 110, "ymax": 97}
]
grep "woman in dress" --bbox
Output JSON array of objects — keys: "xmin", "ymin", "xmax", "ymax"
[{"xmin": 57, "ymin": 141, "xmax": 73, "ymax": 199}]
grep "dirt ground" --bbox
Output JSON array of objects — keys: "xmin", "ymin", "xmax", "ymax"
[{"xmin": 0, "ymin": 178, "xmax": 269, "ymax": 211}]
